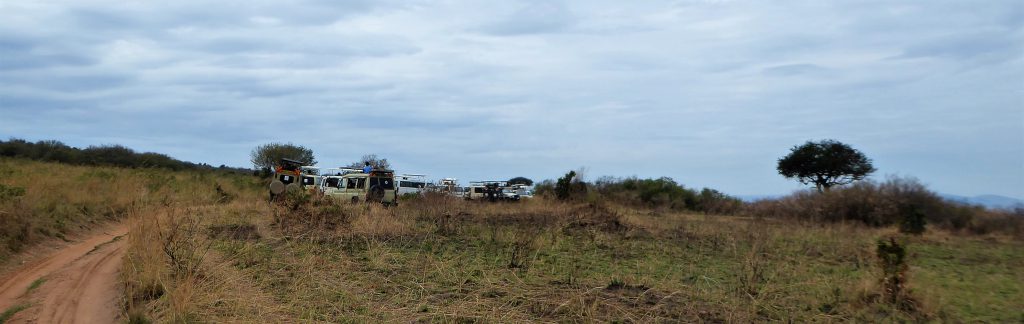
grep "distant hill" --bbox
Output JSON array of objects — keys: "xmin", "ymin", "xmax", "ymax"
[{"xmin": 940, "ymin": 194, "xmax": 1024, "ymax": 210}]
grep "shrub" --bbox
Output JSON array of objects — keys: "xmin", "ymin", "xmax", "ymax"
[
  {"xmin": 876, "ymin": 237, "xmax": 918, "ymax": 311},
  {"xmin": 744, "ymin": 176, "xmax": 1023, "ymax": 236},
  {"xmin": 592, "ymin": 176, "xmax": 741, "ymax": 214},
  {"xmin": 899, "ymin": 207, "xmax": 926, "ymax": 235},
  {"xmin": 554, "ymin": 170, "xmax": 587, "ymax": 201}
]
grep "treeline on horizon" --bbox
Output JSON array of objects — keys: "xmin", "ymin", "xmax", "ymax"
[
  {"xmin": 0, "ymin": 138, "xmax": 251, "ymax": 174},
  {"xmin": 535, "ymin": 169, "xmax": 1023, "ymax": 237},
  {"xmin": 3, "ymin": 137, "xmax": 1020, "ymax": 237}
]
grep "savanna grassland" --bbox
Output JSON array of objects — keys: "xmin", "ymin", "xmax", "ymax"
[
  {"xmin": 2, "ymin": 158, "xmax": 1022, "ymax": 323},
  {"xmin": 130, "ymin": 192, "xmax": 1023, "ymax": 322},
  {"xmin": 0, "ymin": 158, "xmax": 257, "ymax": 263}
]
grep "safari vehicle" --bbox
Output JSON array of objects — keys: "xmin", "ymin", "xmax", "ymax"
[
  {"xmin": 322, "ymin": 169, "xmax": 398, "ymax": 205},
  {"xmin": 299, "ymin": 166, "xmax": 322, "ymax": 192},
  {"xmin": 269, "ymin": 159, "xmax": 320, "ymax": 199},
  {"xmin": 437, "ymin": 178, "xmax": 462, "ymax": 197},
  {"xmin": 268, "ymin": 158, "xmax": 300, "ymax": 199},
  {"xmin": 507, "ymin": 184, "xmax": 533, "ymax": 198},
  {"xmin": 466, "ymin": 181, "xmax": 519, "ymax": 202},
  {"xmin": 396, "ymin": 174, "xmax": 428, "ymax": 196}
]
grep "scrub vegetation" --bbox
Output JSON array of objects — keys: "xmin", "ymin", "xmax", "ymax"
[
  {"xmin": 129, "ymin": 191, "xmax": 1022, "ymax": 322},
  {"xmin": 2, "ymin": 155, "xmax": 1022, "ymax": 322}
]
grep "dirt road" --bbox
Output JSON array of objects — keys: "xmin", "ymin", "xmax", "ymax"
[{"xmin": 0, "ymin": 225, "xmax": 127, "ymax": 323}]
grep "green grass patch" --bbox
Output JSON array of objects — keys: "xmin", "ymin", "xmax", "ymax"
[
  {"xmin": 0, "ymin": 304, "xmax": 30, "ymax": 324},
  {"xmin": 26, "ymin": 277, "xmax": 45, "ymax": 293},
  {"xmin": 911, "ymin": 238, "xmax": 1024, "ymax": 322}
]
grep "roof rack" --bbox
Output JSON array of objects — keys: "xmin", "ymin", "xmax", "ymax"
[{"xmin": 396, "ymin": 174, "xmax": 427, "ymax": 181}]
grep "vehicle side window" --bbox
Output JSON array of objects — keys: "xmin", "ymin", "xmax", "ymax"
[
  {"xmin": 280, "ymin": 175, "xmax": 294, "ymax": 184},
  {"xmin": 355, "ymin": 178, "xmax": 366, "ymax": 189},
  {"xmin": 474, "ymin": 187, "xmax": 484, "ymax": 193},
  {"xmin": 325, "ymin": 178, "xmax": 340, "ymax": 188}
]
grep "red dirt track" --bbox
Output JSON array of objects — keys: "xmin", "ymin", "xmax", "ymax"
[{"xmin": 0, "ymin": 225, "xmax": 127, "ymax": 323}]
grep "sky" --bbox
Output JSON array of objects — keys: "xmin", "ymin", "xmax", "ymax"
[{"xmin": 1, "ymin": 0, "xmax": 1022, "ymax": 198}]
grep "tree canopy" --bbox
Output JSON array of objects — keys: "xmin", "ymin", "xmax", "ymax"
[
  {"xmin": 348, "ymin": 154, "xmax": 390, "ymax": 170},
  {"xmin": 777, "ymin": 139, "xmax": 875, "ymax": 192},
  {"xmin": 250, "ymin": 142, "xmax": 316, "ymax": 170},
  {"xmin": 507, "ymin": 177, "xmax": 534, "ymax": 186}
]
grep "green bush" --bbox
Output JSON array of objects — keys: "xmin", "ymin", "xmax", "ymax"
[
  {"xmin": 593, "ymin": 176, "xmax": 742, "ymax": 214},
  {"xmin": 900, "ymin": 207, "xmax": 927, "ymax": 235},
  {"xmin": 554, "ymin": 170, "xmax": 587, "ymax": 201}
]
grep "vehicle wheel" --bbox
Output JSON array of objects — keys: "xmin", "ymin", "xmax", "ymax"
[
  {"xmin": 351, "ymin": 196, "xmax": 359, "ymax": 204},
  {"xmin": 269, "ymin": 180, "xmax": 285, "ymax": 196}
]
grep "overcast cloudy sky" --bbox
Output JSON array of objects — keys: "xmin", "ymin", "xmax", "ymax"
[{"xmin": 1, "ymin": 0, "xmax": 1021, "ymax": 197}]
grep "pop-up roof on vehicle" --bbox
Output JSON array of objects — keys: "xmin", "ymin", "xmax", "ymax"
[
  {"xmin": 278, "ymin": 158, "xmax": 304, "ymax": 171},
  {"xmin": 369, "ymin": 169, "xmax": 394, "ymax": 177}
]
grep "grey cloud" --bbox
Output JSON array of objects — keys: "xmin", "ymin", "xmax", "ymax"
[
  {"xmin": 894, "ymin": 32, "xmax": 1023, "ymax": 63},
  {"xmin": 0, "ymin": 0, "xmax": 1021, "ymax": 198},
  {"xmin": 480, "ymin": 2, "xmax": 574, "ymax": 35},
  {"xmin": 7, "ymin": 73, "xmax": 133, "ymax": 93},
  {"xmin": 66, "ymin": 0, "xmax": 387, "ymax": 31},
  {"xmin": 761, "ymin": 64, "xmax": 829, "ymax": 77},
  {"xmin": 0, "ymin": 35, "xmax": 98, "ymax": 71}
]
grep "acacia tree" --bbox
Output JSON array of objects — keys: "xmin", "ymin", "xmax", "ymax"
[
  {"xmin": 250, "ymin": 142, "xmax": 316, "ymax": 172},
  {"xmin": 777, "ymin": 139, "xmax": 875, "ymax": 193},
  {"xmin": 508, "ymin": 177, "xmax": 534, "ymax": 186},
  {"xmin": 349, "ymin": 154, "xmax": 391, "ymax": 170}
]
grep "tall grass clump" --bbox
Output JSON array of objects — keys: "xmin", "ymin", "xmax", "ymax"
[{"xmin": 123, "ymin": 198, "xmax": 283, "ymax": 322}]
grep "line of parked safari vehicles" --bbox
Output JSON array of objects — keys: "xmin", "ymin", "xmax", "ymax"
[{"xmin": 267, "ymin": 159, "xmax": 533, "ymax": 206}]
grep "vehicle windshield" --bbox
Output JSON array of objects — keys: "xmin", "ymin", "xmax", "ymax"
[{"xmin": 370, "ymin": 177, "xmax": 395, "ymax": 190}]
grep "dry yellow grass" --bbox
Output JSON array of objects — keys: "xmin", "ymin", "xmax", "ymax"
[
  {"xmin": 123, "ymin": 200, "xmax": 291, "ymax": 323},
  {"xmin": 0, "ymin": 158, "xmax": 254, "ymax": 261},
  {"xmin": 6, "ymin": 159, "xmax": 1021, "ymax": 322}
]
